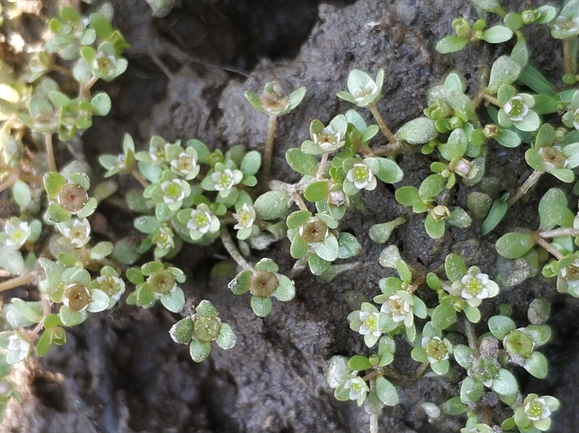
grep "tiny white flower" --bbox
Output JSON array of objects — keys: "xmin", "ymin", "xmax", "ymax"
[
  {"xmin": 504, "ymin": 96, "xmax": 529, "ymax": 122},
  {"xmin": 346, "ymin": 163, "xmax": 374, "ymax": 190},
  {"xmin": 524, "ymin": 397, "xmax": 551, "ymax": 421},
  {"xmin": 422, "ymin": 336, "xmax": 449, "ymax": 363},
  {"xmin": 233, "ymin": 204, "xmax": 255, "ymax": 230},
  {"xmin": 161, "ymin": 179, "xmax": 186, "ymax": 204},
  {"xmin": 343, "ymin": 376, "xmax": 369, "ymax": 401},
  {"xmin": 171, "ymin": 152, "xmax": 198, "ymax": 178},
  {"xmin": 153, "ymin": 226, "xmax": 175, "ymax": 250},
  {"xmin": 358, "ymin": 311, "xmax": 381, "ymax": 337},
  {"xmin": 553, "ymin": 15, "xmax": 579, "ymax": 38},
  {"xmin": 314, "ymin": 126, "xmax": 343, "ymax": 152},
  {"xmin": 352, "ymin": 80, "xmax": 378, "ymax": 103},
  {"xmin": 59, "ymin": 218, "xmax": 91, "ymax": 248},
  {"xmin": 381, "ymin": 294, "xmax": 411, "ymax": 322},
  {"xmin": 188, "ymin": 210, "xmax": 213, "ymax": 234},
  {"xmin": 212, "ymin": 169, "xmax": 235, "ymax": 191},
  {"xmin": 461, "ymin": 272, "xmax": 490, "ymax": 300},
  {"xmin": 4, "ymin": 221, "xmax": 31, "ymax": 249},
  {"xmin": 328, "ymin": 190, "xmax": 346, "ymax": 206},
  {"xmin": 96, "ymin": 275, "xmax": 125, "ymax": 301}
]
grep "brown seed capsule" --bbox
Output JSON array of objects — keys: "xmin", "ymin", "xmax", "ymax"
[
  {"xmin": 249, "ymin": 270, "xmax": 279, "ymax": 297},
  {"xmin": 57, "ymin": 183, "xmax": 89, "ymax": 213},
  {"xmin": 64, "ymin": 283, "xmax": 91, "ymax": 312},
  {"xmin": 300, "ymin": 219, "xmax": 328, "ymax": 244}
]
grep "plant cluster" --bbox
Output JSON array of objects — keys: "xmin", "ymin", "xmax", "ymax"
[{"xmin": 0, "ymin": 0, "xmax": 576, "ymax": 431}]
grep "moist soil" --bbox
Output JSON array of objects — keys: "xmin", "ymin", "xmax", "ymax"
[{"xmin": 2, "ymin": 1, "xmax": 579, "ymax": 432}]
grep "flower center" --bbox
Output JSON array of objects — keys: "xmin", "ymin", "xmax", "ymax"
[
  {"xmin": 250, "ymin": 270, "xmax": 279, "ymax": 297},
  {"xmin": 194, "ymin": 316, "xmax": 221, "ymax": 341},
  {"xmin": 148, "ymin": 270, "xmax": 176, "ymax": 294},
  {"xmin": 58, "ymin": 184, "xmax": 88, "ymax": 213},
  {"xmin": 525, "ymin": 400, "xmax": 545, "ymax": 420},
  {"xmin": 504, "ymin": 96, "xmax": 528, "ymax": 121},
  {"xmin": 425, "ymin": 338, "xmax": 447, "ymax": 361},
  {"xmin": 64, "ymin": 283, "xmax": 91, "ymax": 312},
  {"xmin": 300, "ymin": 219, "xmax": 328, "ymax": 244},
  {"xmin": 464, "ymin": 277, "xmax": 483, "ymax": 296}
]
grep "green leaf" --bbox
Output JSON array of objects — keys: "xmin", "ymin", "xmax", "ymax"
[
  {"xmin": 87, "ymin": 289, "xmax": 109, "ymax": 313},
  {"xmin": 240, "ymin": 150, "xmax": 261, "ymax": 175},
  {"xmin": 481, "ymin": 193, "xmax": 509, "ymax": 235},
  {"xmin": 496, "ymin": 232, "xmax": 535, "ymax": 259},
  {"xmin": 304, "ymin": 181, "xmax": 329, "ymax": 202},
  {"xmin": 519, "ymin": 64, "xmax": 556, "ymax": 96},
  {"xmin": 285, "ymin": 148, "xmax": 318, "ymax": 176},
  {"xmin": 411, "ymin": 346, "xmax": 428, "ymax": 363},
  {"xmin": 432, "ymin": 301, "xmax": 457, "ymax": 330},
  {"xmin": 337, "ymin": 232, "xmax": 361, "ymax": 259},
  {"xmin": 488, "ymin": 315, "xmax": 517, "ymax": 340},
  {"xmin": 169, "ymin": 318, "xmax": 193, "ymax": 344},
  {"xmin": 12, "ymin": 180, "xmax": 31, "ymax": 209},
  {"xmin": 250, "ymin": 296, "xmax": 272, "ymax": 317},
  {"xmin": 487, "ymin": 56, "xmax": 522, "ymax": 94},
  {"xmin": 419, "ymin": 174, "xmax": 445, "ymax": 200},
  {"xmin": 11, "ymin": 299, "xmax": 43, "ymax": 323},
  {"xmin": 0, "ymin": 246, "xmax": 27, "ymax": 276},
  {"xmin": 43, "ymin": 172, "xmax": 66, "ymax": 198},
  {"xmin": 482, "ymin": 26, "xmax": 513, "ymax": 43},
  {"xmin": 435, "ymin": 36, "xmax": 469, "ymax": 54},
  {"xmin": 90, "ymin": 92, "xmax": 111, "ymax": 116},
  {"xmin": 375, "ymin": 158, "xmax": 403, "ymax": 184},
  {"xmin": 396, "ymin": 117, "xmax": 438, "ymax": 145},
  {"xmin": 196, "ymin": 300, "xmax": 218, "ymax": 317},
  {"xmin": 368, "ymin": 217, "xmax": 406, "ymax": 244},
  {"xmin": 286, "ymin": 210, "xmax": 312, "ymax": 230},
  {"xmin": 492, "ymin": 369, "xmax": 519, "ymax": 405},
  {"xmin": 395, "ymin": 186, "xmax": 420, "ymax": 207},
  {"xmin": 441, "ymin": 396, "xmax": 468, "ymax": 415},
  {"xmin": 375, "ymin": 376, "xmax": 399, "ymax": 406},
  {"xmin": 215, "ymin": 323, "xmax": 236, "ymax": 350},
  {"xmin": 59, "ymin": 305, "xmax": 86, "ymax": 327},
  {"xmin": 90, "ymin": 242, "xmax": 113, "ymax": 260},
  {"xmin": 272, "ymin": 275, "xmax": 295, "ymax": 302},
  {"xmin": 445, "ymin": 254, "xmax": 466, "ymax": 282},
  {"xmin": 524, "ymin": 351, "xmax": 548, "ymax": 379},
  {"xmin": 424, "ymin": 213, "xmax": 445, "ymax": 239},
  {"xmin": 495, "ymin": 129, "xmax": 521, "ymax": 148},
  {"xmin": 348, "ymin": 355, "xmax": 372, "ymax": 371},
  {"xmin": 189, "ymin": 339, "xmax": 211, "ymax": 362},
  {"xmin": 525, "ymin": 148, "xmax": 545, "ymax": 171},
  {"xmin": 472, "ymin": 0, "xmax": 504, "ymax": 14},
  {"xmin": 396, "ymin": 260, "xmax": 413, "ymax": 283},
  {"xmin": 538, "ymin": 188, "xmax": 574, "ymax": 230},
  {"xmin": 460, "ymin": 377, "xmax": 483, "ymax": 404},
  {"xmin": 308, "ymin": 253, "xmax": 331, "ymax": 275},
  {"xmin": 161, "ymin": 287, "xmax": 185, "ymax": 313},
  {"xmin": 254, "ymin": 191, "xmax": 291, "ymax": 220}
]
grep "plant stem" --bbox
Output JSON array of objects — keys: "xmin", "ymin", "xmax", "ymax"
[
  {"xmin": 464, "ymin": 318, "xmax": 479, "ymax": 356},
  {"xmin": 132, "ymin": 170, "xmax": 149, "ymax": 188},
  {"xmin": 369, "ymin": 377, "xmax": 379, "ymax": 433},
  {"xmin": 50, "ymin": 63, "xmax": 74, "ymax": 79},
  {"xmin": 539, "ymin": 227, "xmax": 579, "ymax": 239},
  {"xmin": 289, "ymin": 256, "xmax": 308, "ymax": 279},
  {"xmin": 262, "ymin": 116, "xmax": 277, "ymax": 189},
  {"xmin": 220, "ymin": 226, "xmax": 253, "ymax": 271},
  {"xmin": 481, "ymin": 93, "xmax": 501, "ymax": 107},
  {"xmin": 291, "ymin": 191, "xmax": 308, "ymax": 211},
  {"xmin": 368, "ymin": 104, "xmax": 396, "ymax": 145},
  {"xmin": 315, "ymin": 152, "xmax": 329, "ymax": 179},
  {"xmin": 508, "ymin": 170, "xmax": 543, "ymax": 207},
  {"xmin": 80, "ymin": 76, "xmax": 99, "ymax": 100},
  {"xmin": 0, "ymin": 274, "xmax": 32, "ymax": 293},
  {"xmin": 533, "ymin": 233, "xmax": 565, "ymax": 260},
  {"xmin": 563, "ymin": 38, "xmax": 576, "ymax": 86},
  {"xmin": 45, "ymin": 133, "xmax": 57, "ymax": 172}
]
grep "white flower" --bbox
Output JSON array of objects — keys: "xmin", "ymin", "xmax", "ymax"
[
  {"xmin": 233, "ymin": 204, "xmax": 255, "ymax": 230},
  {"xmin": 96, "ymin": 275, "xmax": 125, "ymax": 301},
  {"xmin": 524, "ymin": 397, "xmax": 551, "ymax": 421},
  {"xmin": 161, "ymin": 179, "xmax": 186, "ymax": 204},
  {"xmin": 553, "ymin": 15, "xmax": 579, "ymax": 38},
  {"xmin": 328, "ymin": 190, "xmax": 346, "ymax": 206},
  {"xmin": 212, "ymin": 169, "xmax": 236, "ymax": 191},
  {"xmin": 314, "ymin": 126, "xmax": 343, "ymax": 152},
  {"xmin": 422, "ymin": 336, "xmax": 449, "ymax": 363},
  {"xmin": 4, "ymin": 220, "xmax": 31, "ymax": 249},
  {"xmin": 380, "ymin": 294, "xmax": 411, "ymax": 323},
  {"xmin": 346, "ymin": 163, "xmax": 376, "ymax": 190},
  {"xmin": 188, "ymin": 210, "xmax": 213, "ymax": 234},
  {"xmin": 153, "ymin": 226, "xmax": 175, "ymax": 250},
  {"xmin": 358, "ymin": 311, "xmax": 381, "ymax": 337},
  {"xmin": 58, "ymin": 218, "xmax": 91, "ymax": 248},
  {"xmin": 343, "ymin": 376, "xmax": 369, "ymax": 401},
  {"xmin": 504, "ymin": 96, "xmax": 529, "ymax": 122},
  {"xmin": 574, "ymin": 108, "xmax": 579, "ymax": 131},
  {"xmin": 460, "ymin": 272, "xmax": 490, "ymax": 300},
  {"xmin": 171, "ymin": 152, "xmax": 198, "ymax": 178},
  {"xmin": 352, "ymin": 80, "xmax": 378, "ymax": 103},
  {"xmin": 149, "ymin": 142, "xmax": 168, "ymax": 162},
  {"xmin": 7, "ymin": 333, "xmax": 31, "ymax": 363}
]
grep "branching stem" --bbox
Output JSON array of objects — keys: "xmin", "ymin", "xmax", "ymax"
[
  {"xmin": 539, "ymin": 227, "xmax": 579, "ymax": 239},
  {"xmin": 481, "ymin": 93, "xmax": 501, "ymax": 107},
  {"xmin": 220, "ymin": 226, "xmax": 253, "ymax": 271},
  {"xmin": 80, "ymin": 76, "xmax": 99, "ymax": 100},
  {"xmin": 508, "ymin": 170, "xmax": 543, "ymax": 207},
  {"xmin": 132, "ymin": 170, "xmax": 149, "ymax": 188},
  {"xmin": 533, "ymin": 233, "xmax": 565, "ymax": 260},
  {"xmin": 369, "ymin": 376, "xmax": 379, "ymax": 433},
  {"xmin": 291, "ymin": 191, "xmax": 308, "ymax": 212},
  {"xmin": 0, "ymin": 274, "xmax": 32, "ymax": 293},
  {"xmin": 315, "ymin": 152, "xmax": 329, "ymax": 179},
  {"xmin": 368, "ymin": 104, "xmax": 396, "ymax": 145}
]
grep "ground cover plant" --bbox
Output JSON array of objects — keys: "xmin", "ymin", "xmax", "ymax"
[{"xmin": 0, "ymin": 0, "xmax": 578, "ymax": 432}]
